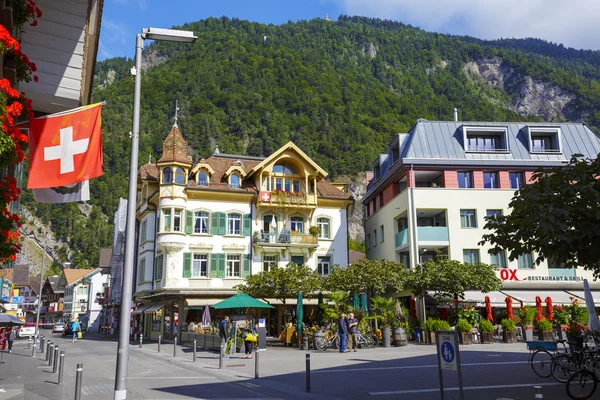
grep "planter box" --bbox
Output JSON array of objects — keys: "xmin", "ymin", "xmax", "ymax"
[
  {"xmin": 458, "ymin": 332, "xmax": 472, "ymax": 345},
  {"xmin": 503, "ymin": 331, "xmax": 517, "ymax": 343},
  {"xmin": 481, "ymin": 331, "xmax": 494, "ymax": 344},
  {"xmin": 428, "ymin": 332, "xmax": 436, "ymax": 345},
  {"xmin": 523, "ymin": 326, "xmax": 534, "ymax": 341},
  {"xmin": 392, "ymin": 327, "xmax": 407, "ymax": 347},
  {"xmin": 382, "ymin": 327, "xmax": 391, "ymax": 348},
  {"xmin": 538, "ymin": 331, "xmax": 553, "ymax": 341}
]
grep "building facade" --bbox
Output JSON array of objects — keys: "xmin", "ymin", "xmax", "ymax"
[
  {"xmin": 133, "ymin": 124, "xmax": 352, "ymax": 340},
  {"xmin": 363, "ymin": 119, "xmax": 600, "ymax": 316},
  {"xmin": 58, "ymin": 269, "xmax": 94, "ymax": 321}
]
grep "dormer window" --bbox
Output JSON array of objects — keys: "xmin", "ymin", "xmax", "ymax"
[
  {"xmin": 230, "ymin": 174, "xmax": 240, "ymax": 189},
  {"xmin": 175, "ymin": 168, "xmax": 186, "ymax": 184},
  {"xmin": 163, "ymin": 167, "xmax": 173, "ymax": 184},
  {"xmin": 528, "ymin": 127, "xmax": 561, "ymax": 153},
  {"xmin": 197, "ymin": 171, "xmax": 209, "ymax": 187},
  {"xmin": 463, "ymin": 126, "xmax": 508, "ymax": 152}
]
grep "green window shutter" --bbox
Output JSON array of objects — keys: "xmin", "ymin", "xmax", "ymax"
[
  {"xmin": 218, "ymin": 212, "xmax": 226, "ymax": 235},
  {"xmin": 185, "ymin": 211, "xmax": 193, "ymax": 234},
  {"xmin": 183, "ymin": 252, "xmax": 192, "ymax": 278},
  {"xmin": 209, "ymin": 254, "xmax": 218, "ymax": 278},
  {"xmin": 211, "ymin": 213, "xmax": 219, "ymax": 234},
  {"xmin": 242, "ymin": 254, "xmax": 251, "ymax": 278},
  {"xmin": 243, "ymin": 213, "xmax": 251, "ymax": 236},
  {"xmin": 217, "ymin": 253, "xmax": 225, "ymax": 278}
]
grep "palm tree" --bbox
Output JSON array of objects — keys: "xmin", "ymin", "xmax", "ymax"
[{"xmin": 371, "ymin": 296, "xmax": 395, "ymax": 330}]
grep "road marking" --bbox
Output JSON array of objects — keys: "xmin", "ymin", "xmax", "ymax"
[
  {"xmin": 238, "ymin": 382, "xmax": 261, "ymax": 388},
  {"xmin": 128, "ymin": 376, "xmax": 212, "ymax": 380},
  {"xmin": 369, "ymin": 382, "xmax": 562, "ymax": 396},
  {"xmin": 313, "ymin": 360, "xmax": 529, "ymax": 374}
]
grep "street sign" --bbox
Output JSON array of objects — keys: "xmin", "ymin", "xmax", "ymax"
[
  {"xmin": 438, "ymin": 333, "xmax": 457, "ymax": 371},
  {"xmin": 11, "ymin": 296, "xmax": 23, "ymax": 303},
  {"xmin": 257, "ymin": 318, "xmax": 266, "ymax": 352}
]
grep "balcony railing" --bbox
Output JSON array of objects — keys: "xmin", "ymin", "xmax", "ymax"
[
  {"xmin": 255, "ymin": 231, "xmax": 318, "ymax": 245},
  {"xmin": 395, "ymin": 229, "xmax": 408, "ymax": 247},
  {"xmin": 258, "ymin": 191, "xmax": 317, "ymax": 207},
  {"xmin": 417, "ymin": 226, "xmax": 449, "ymax": 242}
]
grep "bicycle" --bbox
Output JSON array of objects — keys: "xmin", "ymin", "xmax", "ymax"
[
  {"xmin": 552, "ymin": 334, "xmax": 600, "ymax": 383},
  {"xmin": 527, "ymin": 340, "xmax": 569, "ymax": 378},
  {"xmin": 315, "ymin": 331, "xmax": 340, "ymax": 351},
  {"xmin": 565, "ymin": 348, "xmax": 600, "ymax": 400}
]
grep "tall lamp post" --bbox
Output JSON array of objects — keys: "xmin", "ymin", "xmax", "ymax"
[{"xmin": 114, "ymin": 27, "xmax": 196, "ymax": 400}]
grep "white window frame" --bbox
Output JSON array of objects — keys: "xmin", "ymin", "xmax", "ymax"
[
  {"xmin": 527, "ymin": 127, "xmax": 562, "ymax": 154},
  {"xmin": 460, "ymin": 209, "xmax": 477, "ymax": 228},
  {"xmin": 483, "ymin": 171, "xmax": 499, "ymax": 189},
  {"xmin": 317, "ymin": 256, "xmax": 331, "ymax": 276},
  {"xmin": 518, "ymin": 252, "xmax": 534, "ymax": 269},
  {"xmin": 490, "ymin": 250, "xmax": 507, "ymax": 268},
  {"xmin": 192, "ymin": 253, "xmax": 209, "ymax": 277},
  {"xmin": 229, "ymin": 174, "xmax": 241, "ymax": 189},
  {"xmin": 457, "ymin": 171, "xmax": 473, "ymax": 189},
  {"xmin": 291, "ymin": 216, "xmax": 304, "ymax": 233},
  {"xmin": 140, "ymin": 220, "xmax": 147, "ymax": 243},
  {"xmin": 463, "ymin": 249, "xmax": 480, "ymax": 264},
  {"xmin": 316, "ymin": 217, "xmax": 330, "ymax": 239},
  {"xmin": 138, "ymin": 257, "xmax": 146, "ymax": 282},
  {"xmin": 263, "ymin": 255, "xmax": 277, "ymax": 272},
  {"xmin": 194, "ymin": 211, "xmax": 209, "ymax": 234},
  {"xmin": 161, "ymin": 207, "xmax": 184, "ymax": 233},
  {"xmin": 227, "ymin": 213, "xmax": 242, "ymax": 235},
  {"xmin": 509, "ymin": 172, "xmax": 524, "ymax": 189},
  {"xmin": 462, "ymin": 126, "xmax": 508, "ymax": 153},
  {"xmin": 380, "ymin": 225, "xmax": 385, "ymax": 242},
  {"xmin": 197, "ymin": 171, "xmax": 209, "ymax": 187},
  {"xmin": 226, "ymin": 254, "xmax": 241, "ymax": 277}
]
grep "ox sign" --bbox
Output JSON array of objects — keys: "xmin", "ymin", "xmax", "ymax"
[{"xmin": 499, "ymin": 269, "xmax": 583, "ymax": 282}]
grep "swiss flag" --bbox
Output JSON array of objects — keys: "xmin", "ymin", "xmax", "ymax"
[{"xmin": 27, "ymin": 104, "xmax": 103, "ymax": 189}]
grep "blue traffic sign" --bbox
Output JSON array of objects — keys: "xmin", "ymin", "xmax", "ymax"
[
  {"xmin": 441, "ymin": 341, "xmax": 455, "ymax": 363},
  {"xmin": 11, "ymin": 296, "xmax": 23, "ymax": 303}
]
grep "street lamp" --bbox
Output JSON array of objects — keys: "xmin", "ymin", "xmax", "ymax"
[{"xmin": 114, "ymin": 27, "xmax": 196, "ymax": 400}]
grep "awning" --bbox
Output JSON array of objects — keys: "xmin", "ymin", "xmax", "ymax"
[
  {"xmin": 460, "ymin": 291, "xmax": 506, "ymax": 306},
  {"xmin": 143, "ymin": 302, "xmax": 168, "ymax": 314},
  {"xmin": 185, "ymin": 298, "xmax": 223, "ymax": 307},
  {"xmin": 501, "ymin": 290, "xmax": 574, "ymax": 306},
  {"xmin": 132, "ymin": 303, "xmax": 156, "ymax": 314},
  {"xmin": 565, "ymin": 291, "xmax": 600, "ymax": 305}
]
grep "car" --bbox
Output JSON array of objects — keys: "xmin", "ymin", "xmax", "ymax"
[
  {"xmin": 52, "ymin": 322, "xmax": 66, "ymax": 333},
  {"xmin": 19, "ymin": 322, "xmax": 36, "ymax": 338}
]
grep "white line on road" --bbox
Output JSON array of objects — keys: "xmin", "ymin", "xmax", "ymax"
[
  {"xmin": 128, "ymin": 376, "xmax": 212, "ymax": 380},
  {"xmin": 369, "ymin": 382, "xmax": 562, "ymax": 395},
  {"xmin": 313, "ymin": 360, "xmax": 529, "ymax": 374}
]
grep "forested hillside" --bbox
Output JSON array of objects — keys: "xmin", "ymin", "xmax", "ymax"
[{"xmin": 21, "ymin": 15, "xmax": 600, "ymax": 268}]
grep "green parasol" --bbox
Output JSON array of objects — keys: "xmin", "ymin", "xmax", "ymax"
[
  {"xmin": 212, "ymin": 293, "xmax": 274, "ymax": 309},
  {"xmin": 296, "ymin": 292, "xmax": 303, "ymax": 336},
  {"xmin": 353, "ymin": 293, "xmax": 360, "ymax": 311}
]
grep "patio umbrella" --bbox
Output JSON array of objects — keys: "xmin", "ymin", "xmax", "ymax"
[
  {"xmin": 0, "ymin": 314, "xmax": 24, "ymax": 327},
  {"xmin": 353, "ymin": 293, "xmax": 360, "ymax": 311},
  {"xmin": 296, "ymin": 292, "xmax": 303, "ymax": 336},
  {"xmin": 201, "ymin": 304, "xmax": 211, "ymax": 328},
  {"xmin": 535, "ymin": 296, "xmax": 544, "ymax": 321},
  {"xmin": 545, "ymin": 296, "xmax": 554, "ymax": 322},
  {"xmin": 583, "ymin": 279, "xmax": 600, "ymax": 332},
  {"xmin": 505, "ymin": 296, "xmax": 514, "ymax": 321},
  {"xmin": 485, "ymin": 296, "xmax": 493, "ymax": 322},
  {"xmin": 410, "ymin": 298, "xmax": 418, "ymax": 320},
  {"xmin": 213, "ymin": 293, "xmax": 275, "ymax": 309},
  {"xmin": 316, "ymin": 292, "xmax": 323, "ymax": 326},
  {"xmin": 361, "ymin": 294, "xmax": 368, "ymax": 314}
]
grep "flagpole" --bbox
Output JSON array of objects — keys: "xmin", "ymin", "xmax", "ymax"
[{"xmin": 113, "ymin": 32, "xmax": 142, "ymax": 400}]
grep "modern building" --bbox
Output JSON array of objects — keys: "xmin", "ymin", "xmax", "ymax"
[
  {"xmin": 362, "ymin": 119, "xmax": 600, "ymax": 317},
  {"xmin": 132, "ymin": 123, "xmax": 352, "ymax": 340}
]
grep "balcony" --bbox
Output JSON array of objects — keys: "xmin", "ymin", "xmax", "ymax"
[
  {"xmin": 257, "ymin": 191, "xmax": 317, "ymax": 208},
  {"xmin": 395, "ymin": 229, "xmax": 408, "ymax": 247},
  {"xmin": 254, "ymin": 231, "xmax": 318, "ymax": 248},
  {"xmin": 418, "ymin": 226, "xmax": 449, "ymax": 242}
]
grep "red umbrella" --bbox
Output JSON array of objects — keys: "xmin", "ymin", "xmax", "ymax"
[
  {"xmin": 505, "ymin": 296, "xmax": 514, "ymax": 320},
  {"xmin": 535, "ymin": 296, "xmax": 544, "ymax": 321},
  {"xmin": 485, "ymin": 296, "xmax": 493, "ymax": 322},
  {"xmin": 410, "ymin": 298, "xmax": 418, "ymax": 320},
  {"xmin": 545, "ymin": 297, "xmax": 554, "ymax": 322}
]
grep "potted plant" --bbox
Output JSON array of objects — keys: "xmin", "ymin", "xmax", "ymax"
[
  {"xmin": 426, "ymin": 319, "xmax": 450, "ymax": 344},
  {"xmin": 501, "ymin": 319, "xmax": 517, "ymax": 343},
  {"xmin": 518, "ymin": 306, "xmax": 535, "ymax": 341},
  {"xmin": 551, "ymin": 305, "xmax": 569, "ymax": 340},
  {"xmin": 535, "ymin": 318, "xmax": 553, "ymax": 341},
  {"xmin": 371, "ymin": 296, "xmax": 394, "ymax": 348},
  {"xmin": 309, "ymin": 226, "xmax": 321, "ymax": 237},
  {"xmin": 478, "ymin": 319, "xmax": 495, "ymax": 344},
  {"xmin": 456, "ymin": 319, "xmax": 473, "ymax": 345}
]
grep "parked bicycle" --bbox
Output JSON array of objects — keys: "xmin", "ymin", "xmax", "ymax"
[
  {"xmin": 527, "ymin": 340, "xmax": 569, "ymax": 378},
  {"xmin": 565, "ymin": 348, "xmax": 600, "ymax": 400}
]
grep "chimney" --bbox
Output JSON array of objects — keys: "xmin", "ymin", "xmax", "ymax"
[{"xmin": 453, "ymin": 108, "xmax": 458, "ymax": 122}]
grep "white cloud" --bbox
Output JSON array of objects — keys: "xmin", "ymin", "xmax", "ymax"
[{"xmin": 332, "ymin": 0, "xmax": 600, "ymax": 50}]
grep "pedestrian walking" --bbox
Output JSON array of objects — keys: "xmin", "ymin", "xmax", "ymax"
[
  {"xmin": 347, "ymin": 312, "xmax": 359, "ymax": 352},
  {"xmin": 242, "ymin": 319, "xmax": 257, "ymax": 359},
  {"xmin": 71, "ymin": 319, "xmax": 81, "ymax": 343},
  {"xmin": 219, "ymin": 315, "xmax": 230, "ymax": 359},
  {"xmin": 8, "ymin": 328, "xmax": 15, "ymax": 353},
  {"xmin": 338, "ymin": 313, "xmax": 348, "ymax": 353}
]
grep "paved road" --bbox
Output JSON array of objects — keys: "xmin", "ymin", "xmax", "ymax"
[{"xmin": 0, "ymin": 330, "xmax": 572, "ymax": 399}]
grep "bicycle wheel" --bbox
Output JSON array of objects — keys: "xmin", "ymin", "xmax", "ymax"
[
  {"xmin": 370, "ymin": 334, "xmax": 380, "ymax": 347},
  {"xmin": 365, "ymin": 335, "xmax": 374, "ymax": 349},
  {"xmin": 566, "ymin": 370, "xmax": 597, "ymax": 400},
  {"xmin": 315, "ymin": 337, "xmax": 328, "ymax": 352},
  {"xmin": 334, "ymin": 336, "xmax": 340, "ymax": 350},
  {"xmin": 530, "ymin": 350, "xmax": 553, "ymax": 378},
  {"xmin": 552, "ymin": 354, "xmax": 579, "ymax": 383}
]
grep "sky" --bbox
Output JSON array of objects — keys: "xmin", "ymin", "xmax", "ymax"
[{"xmin": 99, "ymin": 0, "xmax": 600, "ymax": 61}]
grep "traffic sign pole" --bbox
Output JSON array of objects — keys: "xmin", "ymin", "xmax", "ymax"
[
  {"xmin": 435, "ymin": 331, "xmax": 445, "ymax": 400},
  {"xmin": 436, "ymin": 330, "xmax": 464, "ymax": 400},
  {"xmin": 454, "ymin": 331, "xmax": 465, "ymax": 400}
]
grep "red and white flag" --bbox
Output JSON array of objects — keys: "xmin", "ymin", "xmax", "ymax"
[{"xmin": 27, "ymin": 104, "xmax": 103, "ymax": 189}]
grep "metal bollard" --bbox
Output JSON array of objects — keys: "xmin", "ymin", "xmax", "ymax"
[
  {"xmin": 193, "ymin": 338, "xmax": 197, "ymax": 362},
  {"xmin": 173, "ymin": 336, "xmax": 177, "ymax": 357},
  {"xmin": 57, "ymin": 351, "xmax": 65, "ymax": 384},
  {"xmin": 304, "ymin": 336, "xmax": 309, "ymax": 350},
  {"xmin": 158, "ymin": 335, "xmax": 161, "ymax": 353},
  {"xmin": 48, "ymin": 343, "xmax": 55, "ymax": 366},
  {"xmin": 28, "ymin": 337, "xmax": 32, "ymax": 349},
  {"xmin": 534, "ymin": 386, "xmax": 543, "ymax": 399},
  {"xmin": 305, "ymin": 353, "xmax": 311, "ymax": 392},
  {"xmin": 139, "ymin": 335, "xmax": 143, "ymax": 348},
  {"xmin": 74, "ymin": 363, "xmax": 83, "ymax": 400},
  {"xmin": 40, "ymin": 336, "xmax": 45, "ymax": 353},
  {"xmin": 45, "ymin": 341, "xmax": 51, "ymax": 361},
  {"xmin": 53, "ymin": 346, "xmax": 60, "ymax": 373},
  {"xmin": 31, "ymin": 341, "xmax": 36, "ymax": 357},
  {"xmin": 219, "ymin": 340, "xmax": 224, "ymax": 369}
]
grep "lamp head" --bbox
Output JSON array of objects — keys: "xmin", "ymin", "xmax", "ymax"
[{"xmin": 142, "ymin": 27, "xmax": 197, "ymax": 43}]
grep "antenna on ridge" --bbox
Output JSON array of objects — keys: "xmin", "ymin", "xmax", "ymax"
[{"xmin": 174, "ymin": 99, "xmax": 180, "ymax": 127}]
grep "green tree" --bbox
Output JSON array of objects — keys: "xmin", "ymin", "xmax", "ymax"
[
  {"xmin": 324, "ymin": 258, "xmax": 405, "ymax": 298},
  {"xmin": 404, "ymin": 254, "xmax": 502, "ymax": 303},
  {"xmin": 480, "ymin": 155, "xmax": 600, "ymax": 278},
  {"xmin": 235, "ymin": 262, "xmax": 322, "ymax": 308}
]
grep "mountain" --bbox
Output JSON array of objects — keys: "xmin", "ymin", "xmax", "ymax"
[{"xmin": 20, "ymin": 15, "xmax": 600, "ymax": 267}]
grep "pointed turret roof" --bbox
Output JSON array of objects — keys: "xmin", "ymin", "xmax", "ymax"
[{"xmin": 158, "ymin": 124, "xmax": 192, "ymax": 165}]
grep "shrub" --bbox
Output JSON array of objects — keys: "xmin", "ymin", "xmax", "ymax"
[
  {"xmin": 518, "ymin": 306, "xmax": 535, "ymax": 326},
  {"xmin": 478, "ymin": 319, "xmax": 495, "ymax": 333},
  {"xmin": 501, "ymin": 318, "xmax": 516, "ymax": 332},
  {"xmin": 536, "ymin": 318, "xmax": 553, "ymax": 332},
  {"xmin": 433, "ymin": 319, "xmax": 451, "ymax": 331},
  {"xmin": 456, "ymin": 319, "xmax": 472, "ymax": 333}
]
